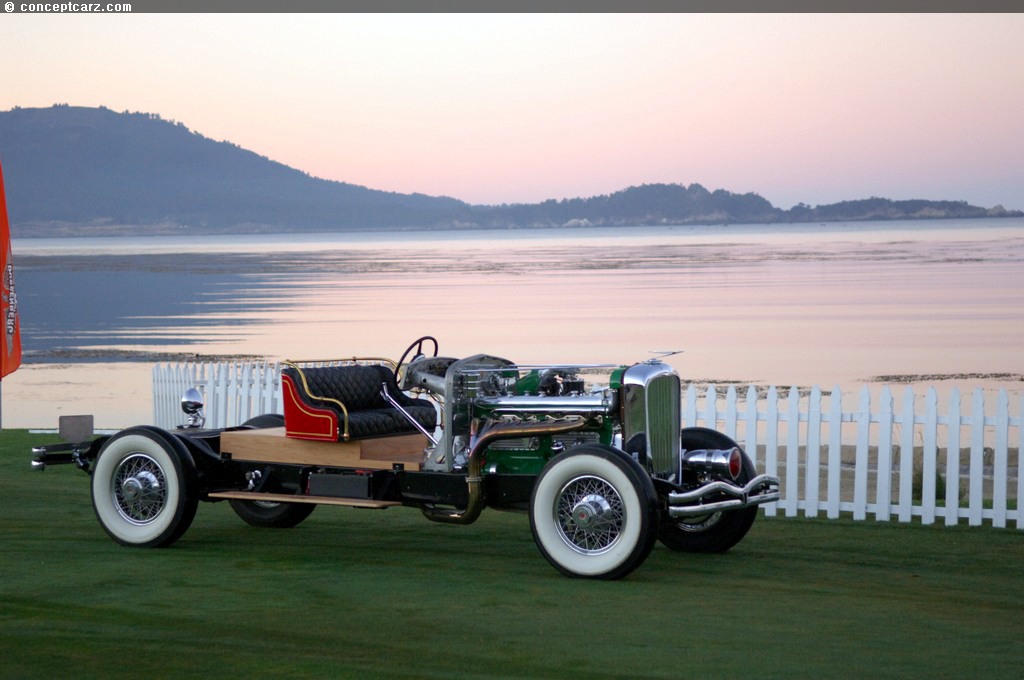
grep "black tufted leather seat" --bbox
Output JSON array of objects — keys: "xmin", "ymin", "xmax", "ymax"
[{"xmin": 282, "ymin": 364, "xmax": 437, "ymax": 440}]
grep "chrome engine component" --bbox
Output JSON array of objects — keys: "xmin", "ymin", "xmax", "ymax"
[
  {"xmin": 407, "ymin": 352, "xmax": 780, "ymax": 519},
  {"xmin": 475, "ymin": 392, "xmax": 614, "ymax": 417},
  {"xmin": 417, "ymin": 355, "xmax": 618, "ymax": 472}
]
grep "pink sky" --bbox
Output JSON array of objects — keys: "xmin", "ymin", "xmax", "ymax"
[{"xmin": 2, "ymin": 13, "xmax": 1022, "ymax": 209}]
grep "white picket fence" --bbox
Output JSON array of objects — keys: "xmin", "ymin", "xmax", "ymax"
[
  {"xmin": 152, "ymin": 362, "xmax": 1022, "ymax": 529},
  {"xmin": 151, "ymin": 360, "xmax": 364, "ymax": 429},
  {"xmin": 684, "ymin": 384, "xmax": 1021, "ymax": 529},
  {"xmin": 153, "ymin": 361, "xmax": 285, "ymax": 431}
]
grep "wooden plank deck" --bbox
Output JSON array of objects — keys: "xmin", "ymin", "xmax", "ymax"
[
  {"xmin": 207, "ymin": 490, "xmax": 400, "ymax": 509},
  {"xmin": 219, "ymin": 427, "xmax": 427, "ymax": 470}
]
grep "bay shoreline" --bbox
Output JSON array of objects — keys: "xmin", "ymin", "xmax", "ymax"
[{"xmin": 5, "ymin": 220, "xmax": 1023, "ymax": 428}]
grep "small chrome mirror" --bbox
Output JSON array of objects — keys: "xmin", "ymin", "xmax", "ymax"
[
  {"xmin": 181, "ymin": 387, "xmax": 204, "ymax": 414},
  {"xmin": 180, "ymin": 387, "xmax": 206, "ymax": 428}
]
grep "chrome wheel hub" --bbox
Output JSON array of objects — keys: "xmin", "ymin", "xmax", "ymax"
[
  {"xmin": 571, "ymin": 494, "xmax": 613, "ymax": 530},
  {"xmin": 556, "ymin": 475, "xmax": 623, "ymax": 555},
  {"xmin": 113, "ymin": 454, "xmax": 167, "ymax": 525}
]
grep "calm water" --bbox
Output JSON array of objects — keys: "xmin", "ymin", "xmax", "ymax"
[{"xmin": 5, "ymin": 218, "xmax": 1023, "ymax": 428}]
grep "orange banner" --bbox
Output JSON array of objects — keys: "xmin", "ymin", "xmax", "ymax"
[{"xmin": 0, "ymin": 160, "xmax": 22, "ymax": 379}]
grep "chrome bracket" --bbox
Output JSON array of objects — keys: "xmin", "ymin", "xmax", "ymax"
[{"xmin": 380, "ymin": 383, "xmax": 438, "ymax": 446}]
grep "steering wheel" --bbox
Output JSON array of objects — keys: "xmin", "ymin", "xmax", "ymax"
[{"xmin": 395, "ymin": 335, "xmax": 439, "ymax": 379}]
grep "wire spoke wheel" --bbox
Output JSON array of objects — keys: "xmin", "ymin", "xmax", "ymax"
[
  {"xmin": 530, "ymin": 445, "xmax": 658, "ymax": 580},
  {"xmin": 91, "ymin": 427, "xmax": 197, "ymax": 548},
  {"xmin": 112, "ymin": 453, "xmax": 168, "ymax": 525},
  {"xmin": 556, "ymin": 475, "xmax": 625, "ymax": 555}
]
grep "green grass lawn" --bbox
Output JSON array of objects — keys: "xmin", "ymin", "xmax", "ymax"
[{"xmin": 3, "ymin": 429, "xmax": 1023, "ymax": 679}]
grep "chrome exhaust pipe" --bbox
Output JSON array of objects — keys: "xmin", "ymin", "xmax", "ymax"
[
  {"xmin": 31, "ymin": 447, "xmax": 48, "ymax": 472},
  {"xmin": 666, "ymin": 474, "xmax": 781, "ymax": 517}
]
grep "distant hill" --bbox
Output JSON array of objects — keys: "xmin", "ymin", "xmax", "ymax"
[
  {"xmin": 474, "ymin": 183, "xmax": 781, "ymax": 228},
  {"xmin": 0, "ymin": 105, "xmax": 1018, "ymax": 236},
  {"xmin": 0, "ymin": 105, "xmax": 470, "ymax": 235}
]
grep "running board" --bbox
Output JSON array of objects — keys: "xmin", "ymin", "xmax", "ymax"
[{"xmin": 207, "ymin": 491, "xmax": 400, "ymax": 509}]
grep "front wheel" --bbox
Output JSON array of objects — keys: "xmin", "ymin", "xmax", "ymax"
[
  {"xmin": 229, "ymin": 499, "xmax": 315, "ymax": 528},
  {"xmin": 658, "ymin": 427, "xmax": 758, "ymax": 553},
  {"xmin": 530, "ymin": 445, "xmax": 659, "ymax": 580},
  {"xmin": 91, "ymin": 427, "xmax": 198, "ymax": 548}
]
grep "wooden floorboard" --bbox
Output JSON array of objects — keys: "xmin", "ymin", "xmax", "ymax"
[
  {"xmin": 207, "ymin": 490, "xmax": 401, "ymax": 509},
  {"xmin": 219, "ymin": 427, "xmax": 427, "ymax": 470}
]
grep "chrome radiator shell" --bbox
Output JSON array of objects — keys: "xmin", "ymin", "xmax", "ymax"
[{"xmin": 620, "ymin": 361, "xmax": 681, "ymax": 478}]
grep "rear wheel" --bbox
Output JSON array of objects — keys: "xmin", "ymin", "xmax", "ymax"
[
  {"xmin": 658, "ymin": 427, "xmax": 758, "ymax": 553},
  {"xmin": 240, "ymin": 414, "xmax": 285, "ymax": 429},
  {"xmin": 530, "ymin": 445, "xmax": 659, "ymax": 579},
  {"xmin": 91, "ymin": 427, "xmax": 198, "ymax": 548},
  {"xmin": 229, "ymin": 499, "xmax": 315, "ymax": 528}
]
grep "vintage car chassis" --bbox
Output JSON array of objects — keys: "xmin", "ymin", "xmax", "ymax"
[{"xmin": 32, "ymin": 337, "xmax": 779, "ymax": 580}]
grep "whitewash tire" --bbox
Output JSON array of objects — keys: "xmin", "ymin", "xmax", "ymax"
[
  {"xmin": 529, "ymin": 445, "xmax": 658, "ymax": 580},
  {"xmin": 91, "ymin": 427, "xmax": 198, "ymax": 548}
]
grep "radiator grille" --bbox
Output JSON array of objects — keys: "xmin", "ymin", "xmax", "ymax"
[{"xmin": 646, "ymin": 372, "xmax": 681, "ymax": 476}]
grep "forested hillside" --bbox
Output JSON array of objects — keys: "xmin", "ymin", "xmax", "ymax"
[{"xmin": 0, "ymin": 105, "xmax": 1017, "ymax": 236}]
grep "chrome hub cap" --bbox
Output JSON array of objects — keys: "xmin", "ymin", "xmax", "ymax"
[
  {"xmin": 112, "ymin": 454, "xmax": 167, "ymax": 525},
  {"xmin": 571, "ymin": 494, "xmax": 613, "ymax": 530},
  {"xmin": 556, "ymin": 475, "xmax": 623, "ymax": 555}
]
